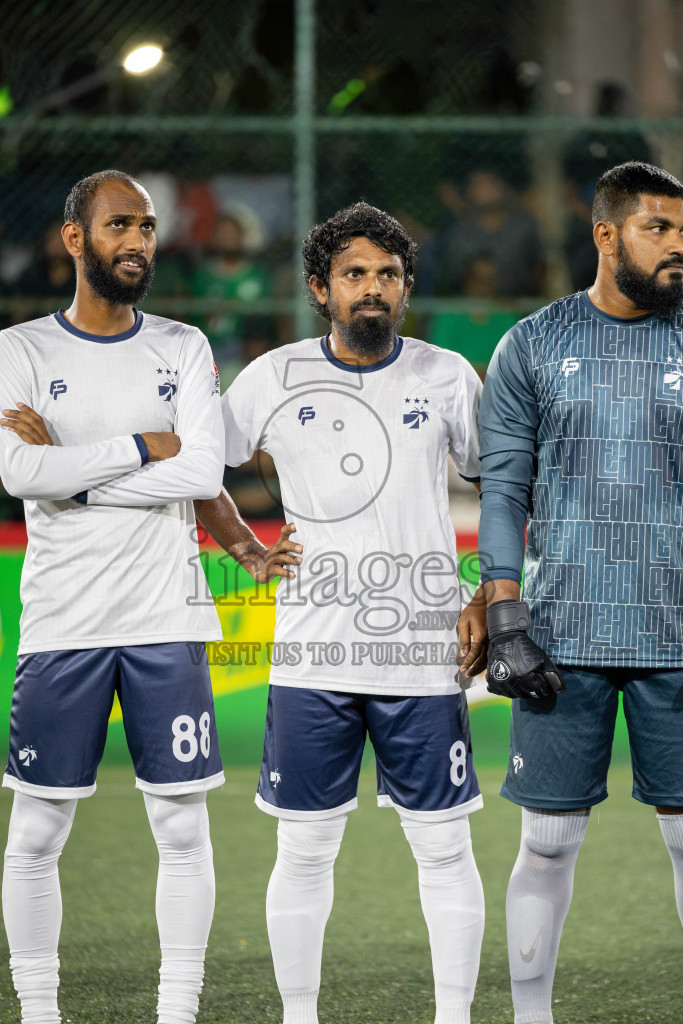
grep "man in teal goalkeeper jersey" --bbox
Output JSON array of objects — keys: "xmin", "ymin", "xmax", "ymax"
[{"xmin": 478, "ymin": 161, "xmax": 683, "ymax": 1023}]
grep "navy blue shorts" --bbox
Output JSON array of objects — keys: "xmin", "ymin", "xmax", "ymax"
[
  {"xmin": 256, "ymin": 685, "xmax": 482, "ymax": 821},
  {"xmin": 3, "ymin": 643, "xmax": 224, "ymax": 799},
  {"xmin": 501, "ymin": 665, "xmax": 683, "ymax": 809}
]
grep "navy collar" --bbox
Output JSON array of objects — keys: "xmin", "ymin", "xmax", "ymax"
[
  {"xmin": 320, "ymin": 333, "xmax": 403, "ymax": 373},
  {"xmin": 54, "ymin": 308, "xmax": 143, "ymax": 343}
]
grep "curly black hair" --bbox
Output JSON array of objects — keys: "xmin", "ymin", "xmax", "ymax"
[
  {"xmin": 302, "ymin": 201, "xmax": 418, "ymax": 321},
  {"xmin": 592, "ymin": 161, "xmax": 683, "ymax": 227},
  {"xmin": 64, "ymin": 169, "xmax": 142, "ymax": 228}
]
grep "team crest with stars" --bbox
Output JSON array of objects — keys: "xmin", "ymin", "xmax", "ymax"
[
  {"xmin": 157, "ymin": 367, "xmax": 178, "ymax": 401},
  {"xmin": 403, "ymin": 396, "xmax": 429, "ymax": 428},
  {"xmin": 664, "ymin": 357, "xmax": 683, "ymax": 393}
]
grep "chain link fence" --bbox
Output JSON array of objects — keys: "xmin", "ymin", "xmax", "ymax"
[{"xmin": 2, "ymin": 0, "xmax": 683, "ymax": 519}]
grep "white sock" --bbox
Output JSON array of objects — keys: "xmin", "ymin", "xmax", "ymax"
[
  {"xmin": 2, "ymin": 792, "xmax": 77, "ymax": 1024},
  {"xmin": 401, "ymin": 815, "xmax": 484, "ymax": 1024},
  {"xmin": 506, "ymin": 808, "xmax": 589, "ymax": 1024},
  {"xmin": 658, "ymin": 813, "xmax": 683, "ymax": 926},
  {"xmin": 144, "ymin": 792, "xmax": 215, "ymax": 1024},
  {"xmin": 266, "ymin": 815, "xmax": 347, "ymax": 1024}
]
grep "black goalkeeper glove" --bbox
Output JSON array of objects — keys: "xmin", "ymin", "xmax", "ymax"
[{"xmin": 486, "ymin": 600, "xmax": 565, "ymax": 700}]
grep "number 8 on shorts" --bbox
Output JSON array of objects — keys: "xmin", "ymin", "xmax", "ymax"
[{"xmin": 172, "ymin": 712, "xmax": 212, "ymax": 763}]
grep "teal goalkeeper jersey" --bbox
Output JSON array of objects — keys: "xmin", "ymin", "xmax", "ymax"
[{"xmin": 479, "ymin": 290, "xmax": 683, "ymax": 667}]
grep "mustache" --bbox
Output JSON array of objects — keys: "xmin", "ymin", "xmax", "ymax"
[
  {"xmin": 350, "ymin": 298, "xmax": 391, "ymax": 313},
  {"xmin": 656, "ymin": 256, "xmax": 683, "ymax": 272},
  {"xmin": 114, "ymin": 254, "xmax": 149, "ymax": 269}
]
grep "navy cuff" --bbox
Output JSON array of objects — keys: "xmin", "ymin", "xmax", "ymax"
[
  {"xmin": 133, "ymin": 433, "xmax": 150, "ymax": 465},
  {"xmin": 459, "ymin": 473, "xmax": 481, "ymax": 483},
  {"xmin": 480, "ymin": 568, "xmax": 523, "ymax": 584},
  {"xmin": 73, "ymin": 491, "xmax": 88, "ymax": 504}
]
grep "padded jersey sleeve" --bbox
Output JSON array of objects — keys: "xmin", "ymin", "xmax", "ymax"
[
  {"xmin": 447, "ymin": 355, "xmax": 482, "ymax": 481},
  {"xmin": 83, "ymin": 329, "xmax": 224, "ymax": 506},
  {"xmin": 0, "ymin": 332, "xmax": 142, "ymax": 501},
  {"xmin": 222, "ymin": 353, "xmax": 272, "ymax": 468},
  {"xmin": 478, "ymin": 321, "xmax": 539, "ymax": 583}
]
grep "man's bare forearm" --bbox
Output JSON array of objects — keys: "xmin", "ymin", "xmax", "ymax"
[
  {"xmin": 483, "ymin": 578, "xmax": 521, "ymax": 607},
  {"xmin": 194, "ymin": 488, "xmax": 267, "ymax": 564}
]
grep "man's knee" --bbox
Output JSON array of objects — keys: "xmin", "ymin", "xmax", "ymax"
[
  {"xmin": 144, "ymin": 791, "xmax": 210, "ymax": 856},
  {"xmin": 275, "ymin": 816, "xmax": 347, "ymax": 878},
  {"xmin": 519, "ymin": 807, "xmax": 590, "ymax": 865},
  {"xmin": 401, "ymin": 815, "xmax": 473, "ymax": 869},
  {"xmin": 5, "ymin": 793, "xmax": 77, "ymax": 861}
]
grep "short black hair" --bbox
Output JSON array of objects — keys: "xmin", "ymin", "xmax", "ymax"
[
  {"xmin": 64, "ymin": 169, "xmax": 142, "ymax": 228},
  {"xmin": 302, "ymin": 201, "xmax": 418, "ymax": 321},
  {"xmin": 592, "ymin": 161, "xmax": 683, "ymax": 227}
]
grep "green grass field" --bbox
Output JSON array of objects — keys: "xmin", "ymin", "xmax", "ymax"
[{"xmin": 0, "ymin": 762, "xmax": 679, "ymax": 1024}]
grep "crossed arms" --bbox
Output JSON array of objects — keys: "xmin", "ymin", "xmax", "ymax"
[
  {"xmin": 0, "ymin": 404, "xmax": 300, "ymax": 582},
  {"xmin": 0, "ymin": 331, "xmax": 224, "ymax": 504}
]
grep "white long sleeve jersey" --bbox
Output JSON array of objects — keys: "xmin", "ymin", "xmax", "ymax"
[
  {"xmin": 223, "ymin": 335, "xmax": 482, "ymax": 697},
  {"xmin": 0, "ymin": 310, "xmax": 224, "ymax": 654}
]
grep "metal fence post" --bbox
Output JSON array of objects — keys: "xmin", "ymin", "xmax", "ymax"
[{"xmin": 293, "ymin": 0, "xmax": 317, "ymax": 342}]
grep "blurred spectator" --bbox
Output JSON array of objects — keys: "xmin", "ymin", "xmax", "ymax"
[
  {"xmin": 562, "ymin": 83, "xmax": 652, "ymax": 290},
  {"xmin": 191, "ymin": 212, "xmax": 274, "ymax": 385},
  {"xmin": 438, "ymin": 132, "xmax": 533, "ymax": 206},
  {"xmin": 13, "ymin": 221, "xmax": 74, "ymax": 317},
  {"xmin": 179, "ymin": 181, "xmax": 220, "ymax": 247},
  {"xmin": 211, "ymin": 176, "xmax": 293, "ymax": 254},
  {"xmin": 0, "ymin": 223, "xmax": 32, "ymax": 296},
  {"xmin": 428, "ymin": 255, "xmax": 519, "ymax": 374},
  {"xmin": 150, "ymin": 248, "xmax": 194, "ymax": 299},
  {"xmin": 425, "ymin": 169, "xmax": 545, "ymax": 298}
]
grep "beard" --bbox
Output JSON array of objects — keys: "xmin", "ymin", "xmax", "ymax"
[
  {"xmin": 329, "ymin": 296, "xmax": 407, "ymax": 359},
  {"xmin": 614, "ymin": 237, "xmax": 683, "ymax": 319},
  {"xmin": 82, "ymin": 230, "xmax": 155, "ymax": 305}
]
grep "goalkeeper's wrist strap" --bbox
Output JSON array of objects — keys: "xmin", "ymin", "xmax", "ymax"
[{"xmin": 487, "ymin": 599, "xmax": 531, "ymax": 638}]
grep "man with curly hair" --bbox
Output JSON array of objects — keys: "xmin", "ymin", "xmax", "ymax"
[{"xmin": 199, "ymin": 202, "xmax": 487, "ymax": 1024}]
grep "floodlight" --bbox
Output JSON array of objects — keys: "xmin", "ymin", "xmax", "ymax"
[{"xmin": 123, "ymin": 45, "xmax": 163, "ymax": 75}]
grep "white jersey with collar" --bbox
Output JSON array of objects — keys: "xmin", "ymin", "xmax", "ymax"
[
  {"xmin": 0, "ymin": 310, "xmax": 224, "ymax": 654},
  {"xmin": 223, "ymin": 335, "xmax": 481, "ymax": 696}
]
